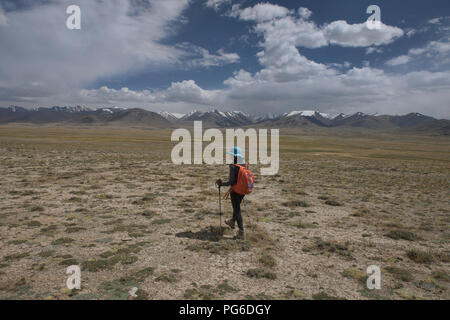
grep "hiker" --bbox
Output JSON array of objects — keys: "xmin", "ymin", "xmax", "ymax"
[{"xmin": 215, "ymin": 147, "xmax": 253, "ymax": 240}]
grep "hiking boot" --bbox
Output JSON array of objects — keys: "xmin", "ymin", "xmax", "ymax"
[
  {"xmin": 236, "ymin": 229, "xmax": 245, "ymax": 240},
  {"xmin": 225, "ymin": 219, "xmax": 235, "ymax": 229}
]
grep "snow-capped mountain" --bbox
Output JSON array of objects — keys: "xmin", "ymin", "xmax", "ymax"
[
  {"xmin": 331, "ymin": 113, "xmax": 348, "ymax": 121},
  {"xmin": 93, "ymin": 107, "xmax": 126, "ymax": 114},
  {"xmin": 180, "ymin": 110, "xmax": 201, "ymax": 119},
  {"xmin": 158, "ymin": 111, "xmax": 185, "ymax": 122},
  {"xmin": 276, "ymin": 110, "xmax": 338, "ymax": 126},
  {"xmin": 0, "ymin": 106, "xmax": 444, "ymax": 132},
  {"xmin": 7, "ymin": 106, "xmax": 28, "ymax": 112},
  {"xmin": 254, "ymin": 113, "xmax": 283, "ymax": 122},
  {"xmin": 49, "ymin": 105, "xmax": 93, "ymax": 113},
  {"xmin": 0, "ymin": 106, "xmax": 169, "ymax": 126},
  {"xmin": 179, "ymin": 109, "xmax": 253, "ymax": 127},
  {"xmin": 254, "ymin": 110, "xmax": 440, "ymax": 130},
  {"xmin": 284, "ymin": 110, "xmax": 329, "ymax": 119}
]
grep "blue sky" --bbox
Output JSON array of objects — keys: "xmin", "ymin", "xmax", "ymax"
[{"xmin": 0, "ymin": 0, "xmax": 449, "ymax": 117}]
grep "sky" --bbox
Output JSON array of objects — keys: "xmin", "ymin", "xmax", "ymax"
[{"xmin": 0, "ymin": 0, "xmax": 449, "ymax": 118}]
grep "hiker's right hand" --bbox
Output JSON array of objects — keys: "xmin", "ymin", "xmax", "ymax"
[{"xmin": 215, "ymin": 179, "xmax": 222, "ymax": 187}]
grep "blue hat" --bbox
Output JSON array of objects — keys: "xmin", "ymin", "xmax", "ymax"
[{"xmin": 227, "ymin": 146, "xmax": 244, "ymax": 159}]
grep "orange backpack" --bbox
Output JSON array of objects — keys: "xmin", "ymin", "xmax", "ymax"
[{"xmin": 231, "ymin": 163, "xmax": 255, "ymax": 195}]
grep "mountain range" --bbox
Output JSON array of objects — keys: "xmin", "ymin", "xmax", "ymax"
[
  {"xmin": 0, "ymin": 106, "xmax": 170, "ymax": 127},
  {"xmin": 0, "ymin": 106, "xmax": 448, "ymax": 135}
]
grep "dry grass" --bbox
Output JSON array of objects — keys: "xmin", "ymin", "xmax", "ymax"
[{"xmin": 0, "ymin": 124, "xmax": 448, "ymax": 300}]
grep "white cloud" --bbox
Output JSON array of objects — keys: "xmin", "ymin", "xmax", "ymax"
[
  {"xmin": 428, "ymin": 17, "xmax": 442, "ymax": 25},
  {"xmin": 426, "ymin": 41, "xmax": 450, "ymax": 55},
  {"xmin": 366, "ymin": 47, "xmax": 384, "ymax": 55},
  {"xmin": 408, "ymin": 39, "xmax": 450, "ymax": 67},
  {"xmin": 254, "ymin": 46, "xmax": 334, "ymax": 82},
  {"xmin": 406, "ymin": 29, "xmax": 417, "ymax": 38},
  {"xmin": 201, "ymin": 48, "xmax": 240, "ymax": 67},
  {"xmin": 221, "ymin": 67, "xmax": 450, "ymax": 118},
  {"xmin": 0, "ymin": 0, "xmax": 190, "ymax": 101},
  {"xmin": 386, "ymin": 55, "xmax": 412, "ymax": 66},
  {"xmin": 323, "ymin": 21, "xmax": 404, "ymax": 47},
  {"xmin": 2, "ymin": 3, "xmax": 449, "ymax": 119},
  {"xmin": 205, "ymin": 0, "xmax": 231, "ymax": 12},
  {"xmin": 79, "ymin": 86, "xmax": 157, "ymax": 104},
  {"xmin": 223, "ymin": 70, "xmax": 256, "ymax": 88},
  {"xmin": 64, "ymin": 6, "xmax": 450, "ymax": 119},
  {"xmin": 12, "ymin": 65, "xmax": 450, "ymax": 119},
  {"xmin": 230, "ymin": 5, "xmax": 403, "ymax": 85},
  {"xmin": 164, "ymin": 80, "xmax": 219, "ymax": 104},
  {"xmin": 298, "ymin": 7, "xmax": 312, "ymax": 20},
  {"xmin": 0, "ymin": 6, "xmax": 7, "ymax": 26},
  {"xmin": 218, "ymin": 5, "xmax": 449, "ymax": 117},
  {"xmin": 409, "ymin": 47, "xmax": 427, "ymax": 56},
  {"xmin": 180, "ymin": 44, "xmax": 239, "ymax": 68},
  {"xmin": 69, "ymin": 62, "xmax": 450, "ymax": 119},
  {"xmin": 231, "ymin": 3, "xmax": 290, "ymax": 22},
  {"xmin": 76, "ymin": 80, "xmax": 221, "ymax": 108},
  {"xmin": 232, "ymin": 5, "xmax": 403, "ymax": 49},
  {"xmin": 254, "ymin": 15, "xmax": 328, "ymax": 49}
]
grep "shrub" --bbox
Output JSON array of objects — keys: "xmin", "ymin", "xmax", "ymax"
[
  {"xmin": 246, "ymin": 268, "xmax": 276, "ymax": 280},
  {"xmin": 386, "ymin": 230, "xmax": 421, "ymax": 241}
]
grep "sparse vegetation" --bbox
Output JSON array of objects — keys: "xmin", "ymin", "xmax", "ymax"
[
  {"xmin": 385, "ymin": 266, "xmax": 414, "ymax": 282},
  {"xmin": 151, "ymin": 218, "xmax": 172, "ymax": 225},
  {"xmin": 0, "ymin": 125, "xmax": 448, "ymax": 300},
  {"xmin": 432, "ymin": 270, "xmax": 450, "ymax": 282},
  {"xmin": 325, "ymin": 200, "xmax": 342, "ymax": 207},
  {"xmin": 289, "ymin": 221, "xmax": 318, "ymax": 229},
  {"xmin": 342, "ymin": 268, "xmax": 367, "ymax": 284},
  {"xmin": 4, "ymin": 252, "xmax": 29, "ymax": 261},
  {"xmin": 282, "ymin": 200, "xmax": 309, "ymax": 208},
  {"xmin": 26, "ymin": 220, "xmax": 42, "ymax": 227},
  {"xmin": 155, "ymin": 272, "xmax": 178, "ymax": 283},
  {"xmin": 51, "ymin": 238, "xmax": 75, "ymax": 245},
  {"xmin": 259, "ymin": 252, "xmax": 277, "ymax": 268},
  {"xmin": 312, "ymin": 291, "xmax": 345, "ymax": 300},
  {"xmin": 246, "ymin": 268, "xmax": 277, "ymax": 280},
  {"xmin": 385, "ymin": 230, "xmax": 422, "ymax": 241},
  {"xmin": 406, "ymin": 249, "xmax": 434, "ymax": 264},
  {"xmin": 304, "ymin": 238, "xmax": 354, "ymax": 260}
]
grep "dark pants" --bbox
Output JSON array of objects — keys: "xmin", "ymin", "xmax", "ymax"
[{"xmin": 230, "ymin": 191, "xmax": 245, "ymax": 231}]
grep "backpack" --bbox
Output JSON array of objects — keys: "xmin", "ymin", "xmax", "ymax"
[{"xmin": 231, "ymin": 163, "xmax": 255, "ymax": 195}]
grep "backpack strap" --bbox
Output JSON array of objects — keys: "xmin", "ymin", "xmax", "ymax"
[
  {"xmin": 233, "ymin": 161, "xmax": 248, "ymax": 169},
  {"xmin": 223, "ymin": 188, "xmax": 232, "ymax": 200}
]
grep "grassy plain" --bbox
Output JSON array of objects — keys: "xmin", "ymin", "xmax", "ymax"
[{"xmin": 0, "ymin": 124, "xmax": 448, "ymax": 300}]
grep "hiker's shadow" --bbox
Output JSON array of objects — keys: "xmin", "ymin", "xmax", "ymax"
[{"xmin": 175, "ymin": 226, "xmax": 225, "ymax": 242}]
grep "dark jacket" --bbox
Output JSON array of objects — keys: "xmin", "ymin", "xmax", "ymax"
[
  {"xmin": 219, "ymin": 164, "xmax": 240, "ymax": 187},
  {"xmin": 220, "ymin": 163, "xmax": 248, "ymax": 187}
]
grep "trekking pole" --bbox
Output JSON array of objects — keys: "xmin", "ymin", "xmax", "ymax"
[
  {"xmin": 243, "ymin": 198, "xmax": 252, "ymax": 227},
  {"xmin": 218, "ymin": 186, "xmax": 222, "ymax": 230}
]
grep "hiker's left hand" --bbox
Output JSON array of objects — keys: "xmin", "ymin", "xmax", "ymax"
[{"xmin": 215, "ymin": 179, "xmax": 222, "ymax": 187}]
